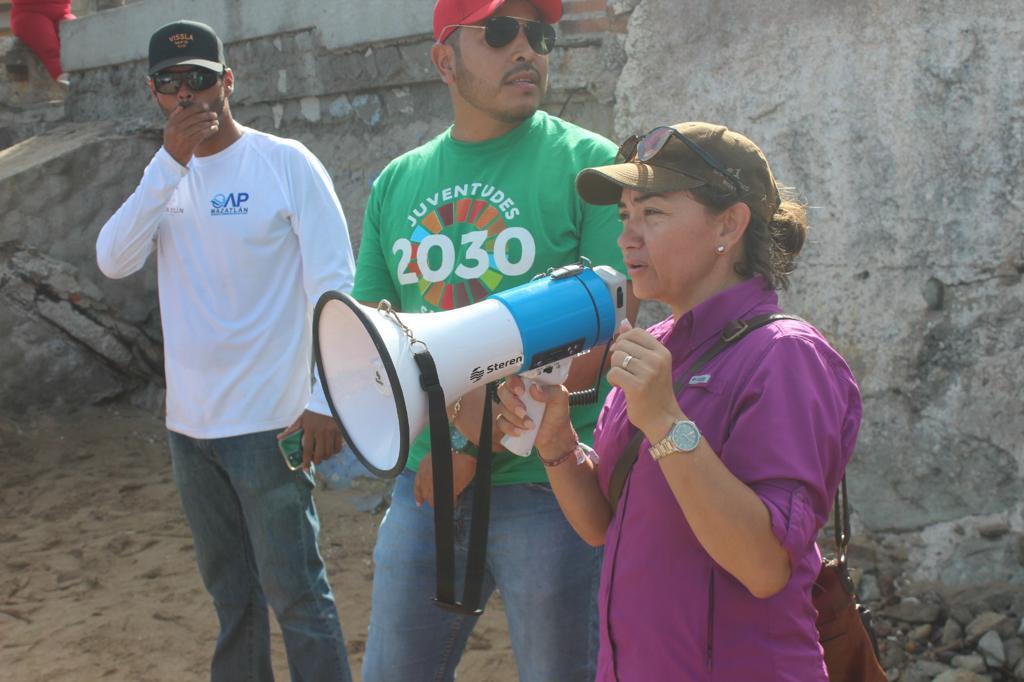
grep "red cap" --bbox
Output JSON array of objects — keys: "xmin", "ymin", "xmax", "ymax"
[{"xmin": 433, "ymin": 0, "xmax": 563, "ymax": 44}]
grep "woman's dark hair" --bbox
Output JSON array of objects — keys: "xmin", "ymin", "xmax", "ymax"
[{"xmin": 688, "ymin": 184, "xmax": 808, "ymax": 290}]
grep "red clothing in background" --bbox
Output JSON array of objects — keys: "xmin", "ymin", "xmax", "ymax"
[{"xmin": 10, "ymin": 0, "xmax": 75, "ymax": 80}]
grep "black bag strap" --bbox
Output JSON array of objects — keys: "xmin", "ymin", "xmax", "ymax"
[
  {"xmin": 414, "ymin": 348, "xmax": 493, "ymax": 616},
  {"xmin": 832, "ymin": 475, "xmax": 856, "ymax": 595},
  {"xmin": 834, "ymin": 476, "xmax": 850, "ymax": 565},
  {"xmin": 607, "ymin": 313, "xmax": 803, "ymax": 513}
]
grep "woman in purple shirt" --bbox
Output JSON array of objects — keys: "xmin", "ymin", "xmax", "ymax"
[{"xmin": 496, "ymin": 122, "xmax": 861, "ymax": 681}]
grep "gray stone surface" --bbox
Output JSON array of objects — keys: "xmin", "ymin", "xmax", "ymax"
[
  {"xmin": 903, "ymin": 660, "xmax": 950, "ymax": 682},
  {"xmin": 880, "ymin": 637, "xmax": 907, "ymax": 670},
  {"xmin": 0, "ymin": 121, "xmax": 163, "ymax": 323},
  {"xmin": 976, "ymin": 630, "xmax": 1005, "ymax": 668},
  {"xmin": 1, "ymin": 37, "xmax": 66, "ymax": 110},
  {"xmin": 951, "ymin": 655, "xmax": 986, "ymax": 674},
  {"xmin": 1004, "ymin": 637, "xmax": 1024, "ymax": 670},
  {"xmin": 860, "ymin": 572, "xmax": 882, "ymax": 603},
  {"xmin": 977, "ymin": 522, "xmax": 1011, "ymax": 540},
  {"xmin": 932, "ymin": 670, "xmax": 991, "ymax": 682},
  {"xmin": 943, "ymin": 618, "xmax": 965, "ymax": 646},
  {"xmin": 1, "ymin": 38, "xmax": 68, "ymax": 151},
  {"xmin": 951, "ymin": 604, "xmax": 976, "ymax": 628},
  {"xmin": 0, "ymin": 121, "xmax": 166, "ymax": 411},
  {"xmin": 966, "ymin": 612, "xmax": 1012, "ymax": 645},
  {"xmin": 0, "ymin": 245, "xmax": 162, "ymax": 414},
  {"xmin": 908, "ymin": 623, "xmax": 933, "ymax": 642},
  {"xmin": 616, "ymin": 0, "xmax": 1024, "ymax": 585},
  {"xmin": 882, "ymin": 597, "xmax": 942, "ymax": 625},
  {"xmin": 939, "ymin": 534, "xmax": 1024, "ymax": 587}
]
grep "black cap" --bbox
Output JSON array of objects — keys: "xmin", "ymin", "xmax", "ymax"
[{"xmin": 148, "ymin": 20, "xmax": 225, "ymax": 76}]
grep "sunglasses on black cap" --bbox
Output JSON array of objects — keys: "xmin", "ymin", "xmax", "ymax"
[
  {"xmin": 616, "ymin": 126, "xmax": 746, "ymax": 195},
  {"xmin": 151, "ymin": 68, "xmax": 221, "ymax": 95},
  {"xmin": 443, "ymin": 16, "xmax": 556, "ymax": 55}
]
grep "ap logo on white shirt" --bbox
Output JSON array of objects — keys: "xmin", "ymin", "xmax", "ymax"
[{"xmin": 210, "ymin": 192, "xmax": 250, "ymax": 216}]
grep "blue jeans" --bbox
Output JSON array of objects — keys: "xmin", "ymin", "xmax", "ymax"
[
  {"xmin": 362, "ymin": 470, "xmax": 601, "ymax": 682},
  {"xmin": 168, "ymin": 429, "xmax": 352, "ymax": 682}
]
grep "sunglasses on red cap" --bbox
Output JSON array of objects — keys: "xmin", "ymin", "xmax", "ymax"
[{"xmin": 442, "ymin": 16, "xmax": 556, "ymax": 55}]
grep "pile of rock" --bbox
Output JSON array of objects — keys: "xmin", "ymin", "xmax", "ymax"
[
  {"xmin": 870, "ymin": 590, "xmax": 1024, "ymax": 681},
  {"xmin": 0, "ymin": 245, "xmax": 163, "ymax": 414}
]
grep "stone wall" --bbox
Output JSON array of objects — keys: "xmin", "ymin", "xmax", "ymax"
[{"xmin": 614, "ymin": 0, "xmax": 1024, "ymax": 588}]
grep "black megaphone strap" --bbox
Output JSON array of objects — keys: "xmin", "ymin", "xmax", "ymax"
[{"xmin": 413, "ymin": 349, "xmax": 493, "ymax": 616}]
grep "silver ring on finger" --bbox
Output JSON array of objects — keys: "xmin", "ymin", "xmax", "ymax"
[{"xmin": 622, "ymin": 354, "xmax": 634, "ymax": 370}]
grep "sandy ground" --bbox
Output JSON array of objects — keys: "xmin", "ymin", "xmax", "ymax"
[{"xmin": 0, "ymin": 405, "xmax": 516, "ymax": 682}]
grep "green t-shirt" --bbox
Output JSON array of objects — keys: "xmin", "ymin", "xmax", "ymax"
[{"xmin": 352, "ymin": 110, "xmax": 626, "ymax": 485}]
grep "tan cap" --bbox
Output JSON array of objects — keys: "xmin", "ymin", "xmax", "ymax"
[{"xmin": 576, "ymin": 122, "xmax": 781, "ymax": 225}]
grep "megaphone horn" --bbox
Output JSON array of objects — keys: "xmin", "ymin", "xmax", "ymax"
[{"xmin": 314, "ymin": 263, "xmax": 627, "ymax": 478}]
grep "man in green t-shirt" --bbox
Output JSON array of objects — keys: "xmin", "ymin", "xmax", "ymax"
[{"xmin": 354, "ymin": 1, "xmax": 636, "ymax": 680}]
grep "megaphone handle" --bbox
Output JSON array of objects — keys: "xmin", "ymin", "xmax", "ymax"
[
  {"xmin": 500, "ymin": 360, "xmax": 572, "ymax": 457},
  {"xmin": 499, "ymin": 380, "xmax": 546, "ymax": 456}
]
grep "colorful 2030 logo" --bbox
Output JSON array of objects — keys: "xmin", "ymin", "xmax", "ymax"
[{"xmin": 394, "ymin": 197, "xmax": 536, "ymax": 310}]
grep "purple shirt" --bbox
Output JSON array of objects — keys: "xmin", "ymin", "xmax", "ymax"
[{"xmin": 593, "ymin": 277, "xmax": 862, "ymax": 681}]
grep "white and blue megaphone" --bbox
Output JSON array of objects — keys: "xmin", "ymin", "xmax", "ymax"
[{"xmin": 313, "ymin": 263, "xmax": 627, "ymax": 478}]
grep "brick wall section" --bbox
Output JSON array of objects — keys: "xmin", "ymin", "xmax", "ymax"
[
  {"xmin": 564, "ymin": 0, "xmax": 608, "ymax": 12},
  {"xmin": 559, "ymin": 0, "xmax": 628, "ymax": 40}
]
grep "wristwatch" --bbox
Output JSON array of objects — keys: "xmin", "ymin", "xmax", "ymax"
[
  {"xmin": 450, "ymin": 425, "xmax": 478, "ymax": 457},
  {"xmin": 648, "ymin": 420, "xmax": 701, "ymax": 461}
]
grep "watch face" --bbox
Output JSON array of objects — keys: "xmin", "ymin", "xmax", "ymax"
[{"xmin": 670, "ymin": 421, "xmax": 701, "ymax": 452}]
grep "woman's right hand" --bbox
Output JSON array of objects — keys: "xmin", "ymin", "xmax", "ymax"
[{"xmin": 495, "ymin": 376, "xmax": 578, "ymax": 460}]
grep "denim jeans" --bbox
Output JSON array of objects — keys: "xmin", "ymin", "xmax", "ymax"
[
  {"xmin": 362, "ymin": 470, "xmax": 601, "ymax": 682},
  {"xmin": 168, "ymin": 429, "xmax": 352, "ymax": 682}
]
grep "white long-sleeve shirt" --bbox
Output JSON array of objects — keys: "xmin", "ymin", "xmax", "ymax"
[{"xmin": 97, "ymin": 127, "xmax": 355, "ymax": 439}]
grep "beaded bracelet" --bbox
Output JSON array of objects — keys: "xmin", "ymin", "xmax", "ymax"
[{"xmin": 538, "ymin": 442, "xmax": 598, "ymax": 468}]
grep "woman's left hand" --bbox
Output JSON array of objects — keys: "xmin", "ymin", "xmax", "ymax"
[{"xmin": 608, "ymin": 320, "xmax": 684, "ymax": 441}]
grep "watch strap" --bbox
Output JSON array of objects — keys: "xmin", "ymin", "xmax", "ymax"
[
  {"xmin": 648, "ymin": 435, "xmax": 676, "ymax": 461},
  {"xmin": 457, "ymin": 438, "xmax": 479, "ymax": 458}
]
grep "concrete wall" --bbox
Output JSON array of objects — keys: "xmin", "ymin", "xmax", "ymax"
[{"xmin": 614, "ymin": 0, "xmax": 1023, "ymax": 586}]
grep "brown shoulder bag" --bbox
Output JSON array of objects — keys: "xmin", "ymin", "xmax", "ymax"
[
  {"xmin": 606, "ymin": 315, "xmax": 887, "ymax": 681},
  {"xmin": 814, "ymin": 478, "xmax": 887, "ymax": 681}
]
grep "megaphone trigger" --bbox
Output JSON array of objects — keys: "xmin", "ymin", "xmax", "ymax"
[{"xmin": 500, "ymin": 359, "xmax": 572, "ymax": 456}]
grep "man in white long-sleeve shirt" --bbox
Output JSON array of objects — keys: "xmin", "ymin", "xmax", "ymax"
[{"xmin": 96, "ymin": 20, "xmax": 354, "ymax": 682}]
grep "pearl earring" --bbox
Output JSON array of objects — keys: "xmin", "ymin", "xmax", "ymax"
[{"xmin": 715, "ymin": 244, "xmax": 726, "ymax": 254}]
